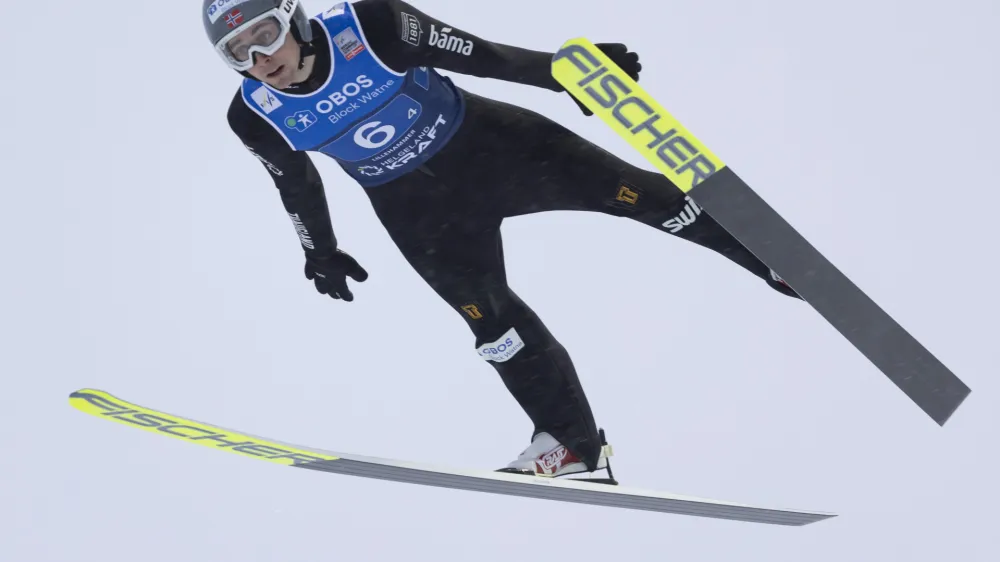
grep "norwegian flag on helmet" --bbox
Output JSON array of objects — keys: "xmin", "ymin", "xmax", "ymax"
[{"xmin": 224, "ymin": 10, "xmax": 244, "ymax": 28}]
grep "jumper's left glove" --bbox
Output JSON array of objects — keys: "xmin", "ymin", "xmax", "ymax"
[{"xmin": 565, "ymin": 43, "xmax": 642, "ymax": 116}]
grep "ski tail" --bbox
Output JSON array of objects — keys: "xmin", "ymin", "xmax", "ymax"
[{"xmin": 551, "ymin": 38, "xmax": 970, "ymax": 425}]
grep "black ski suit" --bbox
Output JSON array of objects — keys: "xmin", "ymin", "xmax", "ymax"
[{"xmin": 226, "ymin": 0, "xmax": 799, "ymax": 470}]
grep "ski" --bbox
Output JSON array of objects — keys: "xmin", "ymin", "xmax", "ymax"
[
  {"xmin": 69, "ymin": 389, "xmax": 834, "ymax": 526},
  {"xmin": 551, "ymin": 38, "xmax": 970, "ymax": 426}
]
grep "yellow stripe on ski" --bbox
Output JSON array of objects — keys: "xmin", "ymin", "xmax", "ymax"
[
  {"xmin": 69, "ymin": 389, "xmax": 338, "ymax": 466},
  {"xmin": 551, "ymin": 37, "xmax": 726, "ymax": 193}
]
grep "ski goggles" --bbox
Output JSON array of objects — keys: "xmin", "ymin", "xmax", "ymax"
[{"xmin": 213, "ymin": 8, "xmax": 293, "ymax": 72}]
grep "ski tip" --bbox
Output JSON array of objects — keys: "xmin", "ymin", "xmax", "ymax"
[
  {"xmin": 552, "ymin": 36, "xmax": 594, "ymax": 58},
  {"xmin": 69, "ymin": 388, "xmax": 113, "ymax": 405},
  {"xmin": 69, "ymin": 388, "xmax": 99, "ymax": 403}
]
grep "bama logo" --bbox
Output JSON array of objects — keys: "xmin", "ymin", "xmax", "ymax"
[
  {"xmin": 429, "ymin": 25, "xmax": 473, "ymax": 56},
  {"xmin": 662, "ymin": 196, "xmax": 702, "ymax": 233},
  {"xmin": 477, "ymin": 327, "xmax": 525, "ymax": 363}
]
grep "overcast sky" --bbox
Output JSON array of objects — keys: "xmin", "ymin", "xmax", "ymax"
[{"xmin": 3, "ymin": 0, "xmax": 998, "ymax": 560}]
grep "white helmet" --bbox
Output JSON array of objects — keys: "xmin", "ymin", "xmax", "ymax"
[{"xmin": 202, "ymin": 0, "xmax": 315, "ymax": 73}]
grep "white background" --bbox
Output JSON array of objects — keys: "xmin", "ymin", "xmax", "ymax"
[{"xmin": 3, "ymin": 0, "xmax": 998, "ymax": 560}]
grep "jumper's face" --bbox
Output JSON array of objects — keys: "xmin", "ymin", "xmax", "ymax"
[{"xmin": 227, "ymin": 19, "xmax": 300, "ymax": 88}]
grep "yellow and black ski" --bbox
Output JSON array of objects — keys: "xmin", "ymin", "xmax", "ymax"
[
  {"xmin": 69, "ymin": 388, "xmax": 834, "ymax": 526},
  {"xmin": 551, "ymin": 38, "xmax": 970, "ymax": 425}
]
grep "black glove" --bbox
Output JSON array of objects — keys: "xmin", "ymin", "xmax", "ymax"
[
  {"xmin": 304, "ymin": 249, "xmax": 368, "ymax": 302},
  {"xmin": 567, "ymin": 43, "xmax": 642, "ymax": 116}
]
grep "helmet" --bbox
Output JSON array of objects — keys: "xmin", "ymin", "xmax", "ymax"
[{"xmin": 203, "ymin": 0, "xmax": 314, "ymax": 73}]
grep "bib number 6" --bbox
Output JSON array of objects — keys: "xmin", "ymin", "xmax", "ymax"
[{"xmin": 354, "ymin": 121, "xmax": 396, "ymax": 149}]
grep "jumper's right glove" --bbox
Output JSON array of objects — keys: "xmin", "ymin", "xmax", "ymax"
[
  {"xmin": 566, "ymin": 42, "xmax": 642, "ymax": 116},
  {"xmin": 304, "ymin": 249, "xmax": 369, "ymax": 302}
]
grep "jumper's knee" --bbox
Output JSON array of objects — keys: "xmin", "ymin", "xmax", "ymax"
[{"xmin": 457, "ymin": 295, "xmax": 561, "ymax": 365}]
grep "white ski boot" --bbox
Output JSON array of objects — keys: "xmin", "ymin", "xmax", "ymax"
[{"xmin": 497, "ymin": 430, "xmax": 616, "ymax": 483}]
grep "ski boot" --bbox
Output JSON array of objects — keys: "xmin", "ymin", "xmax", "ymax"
[
  {"xmin": 496, "ymin": 429, "xmax": 617, "ymax": 485},
  {"xmin": 769, "ymin": 269, "xmax": 801, "ymax": 298}
]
